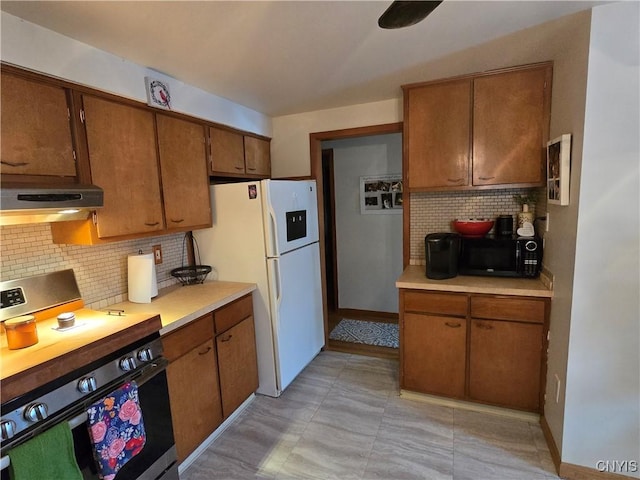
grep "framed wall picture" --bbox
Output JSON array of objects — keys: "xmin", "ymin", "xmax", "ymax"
[
  {"xmin": 144, "ymin": 77, "xmax": 171, "ymax": 110},
  {"xmin": 547, "ymin": 134, "xmax": 572, "ymax": 206},
  {"xmin": 360, "ymin": 174, "xmax": 403, "ymax": 214}
]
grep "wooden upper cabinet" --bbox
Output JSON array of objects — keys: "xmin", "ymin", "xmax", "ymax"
[
  {"xmin": 473, "ymin": 65, "xmax": 551, "ymax": 186},
  {"xmin": 209, "ymin": 126, "xmax": 271, "ymax": 178},
  {"xmin": 403, "ymin": 62, "xmax": 552, "ymax": 192},
  {"xmin": 156, "ymin": 115, "xmax": 211, "ymax": 230},
  {"xmin": 1, "ymin": 71, "xmax": 76, "ymax": 178},
  {"xmin": 209, "ymin": 127, "xmax": 245, "ymax": 175},
  {"xmin": 405, "ymin": 78, "xmax": 471, "ymax": 189},
  {"xmin": 244, "ymin": 136, "xmax": 271, "ymax": 177},
  {"xmin": 82, "ymin": 95, "xmax": 164, "ymax": 237}
]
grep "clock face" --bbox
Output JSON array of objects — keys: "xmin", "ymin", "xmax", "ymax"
[{"xmin": 145, "ymin": 77, "xmax": 171, "ymax": 110}]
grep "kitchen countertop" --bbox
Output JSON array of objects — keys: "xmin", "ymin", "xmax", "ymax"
[
  {"xmin": 106, "ymin": 280, "xmax": 257, "ymax": 335},
  {"xmin": 0, "ymin": 309, "xmax": 162, "ymax": 402},
  {"xmin": 0, "ymin": 280, "xmax": 256, "ymax": 403},
  {"xmin": 396, "ymin": 265, "xmax": 553, "ymax": 298}
]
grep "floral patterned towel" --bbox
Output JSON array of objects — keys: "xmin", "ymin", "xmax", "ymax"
[{"xmin": 87, "ymin": 381, "xmax": 146, "ymax": 480}]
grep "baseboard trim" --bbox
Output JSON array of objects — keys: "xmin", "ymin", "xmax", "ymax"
[
  {"xmin": 178, "ymin": 394, "xmax": 256, "ymax": 475},
  {"xmin": 337, "ymin": 308, "xmax": 398, "ymax": 323},
  {"xmin": 540, "ymin": 415, "xmax": 562, "ymax": 472},
  {"xmin": 559, "ymin": 462, "xmax": 638, "ymax": 480},
  {"xmin": 540, "ymin": 416, "xmax": 638, "ymax": 480},
  {"xmin": 399, "ymin": 390, "xmax": 540, "ymax": 422}
]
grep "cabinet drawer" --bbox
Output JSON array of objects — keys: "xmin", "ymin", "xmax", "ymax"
[
  {"xmin": 214, "ymin": 294, "xmax": 253, "ymax": 334},
  {"xmin": 163, "ymin": 313, "xmax": 214, "ymax": 362},
  {"xmin": 471, "ymin": 296, "xmax": 545, "ymax": 324},
  {"xmin": 404, "ymin": 291, "xmax": 468, "ymax": 317}
]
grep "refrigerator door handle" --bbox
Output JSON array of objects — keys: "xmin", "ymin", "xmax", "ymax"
[
  {"xmin": 273, "ymin": 257, "xmax": 282, "ymax": 309},
  {"xmin": 267, "ymin": 205, "xmax": 279, "ymax": 257}
]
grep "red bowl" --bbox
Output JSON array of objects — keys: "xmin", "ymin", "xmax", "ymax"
[{"xmin": 452, "ymin": 219, "xmax": 494, "ymax": 237}]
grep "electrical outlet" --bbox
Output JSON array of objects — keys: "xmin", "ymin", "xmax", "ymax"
[{"xmin": 152, "ymin": 245, "xmax": 163, "ymax": 265}]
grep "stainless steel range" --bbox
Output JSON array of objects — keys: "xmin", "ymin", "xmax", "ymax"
[{"xmin": 0, "ymin": 270, "xmax": 178, "ymax": 480}]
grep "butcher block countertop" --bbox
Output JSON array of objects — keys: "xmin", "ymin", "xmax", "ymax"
[
  {"xmin": 396, "ymin": 265, "xmax": 553, "ymax": 298},
  {"xmin": 0, "ymin": 309, "xmax": 162, "ymax": 403},
  {"xmin": 106, "ymin": 280, "xmax": 256, "ymax": 335}
]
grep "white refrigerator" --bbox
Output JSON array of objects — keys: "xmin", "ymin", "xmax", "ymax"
[{"xmin": 193, "ymin": 180, "xmax": 325, "ymax": 397}]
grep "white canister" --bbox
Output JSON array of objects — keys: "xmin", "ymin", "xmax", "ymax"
[{"xmin": 128, "ymin": 253, "xmax": 158, "ymax": 303}]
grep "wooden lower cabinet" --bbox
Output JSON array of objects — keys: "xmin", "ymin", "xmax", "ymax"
[
  {"xmin": 163, "ymin": 294, "xmax": 258, "ymax": 463},
  {"xmin": 469, "ymin": 319, "xmax": 543, "ymax": 411},
  {"xmin": 214, "ymin": 294, "xmax": 259, "ymax": 418},
  {"xmin": 217, "ymin": 316, "xmax": 259, "ymax": 418},
  {"xmin": 403, "ymin": 313, "xmax": 466, "ymax": 398},
  {"xmin": 163, "ymin": 314, "xmax": 222, "ymax": 462},
  {"xmin": 166, "ymin": 338, "xmax": 222, "ymax": 462},
  {"xmin": 400, "ymin": 289, "xmax": 549, "ymax": 412}
]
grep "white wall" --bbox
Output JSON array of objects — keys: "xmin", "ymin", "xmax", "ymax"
[
  {"xmin": 562, "ymin": 2, "xmax": 640, "ymax": 475},
  {"xmin": 0, "ymin": 12, "xmax": 271, "ymax": 136},
  {"xmin": 324, "ymin": 134, "xmax": 403, "ymax": 313},
  {"xmin": 271, "ymin": 10, "xmax": 595, "ymax": 458},
  {"xmin": 271, "ymin": 99, "xmax": 402, "ymax": 178}
]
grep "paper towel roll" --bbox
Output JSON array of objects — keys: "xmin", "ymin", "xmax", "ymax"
[{"xmin": 128, "ymin": 253, "xmax": 158, "ymax": 303}]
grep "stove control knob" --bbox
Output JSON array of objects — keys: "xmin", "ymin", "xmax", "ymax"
[
  {"xmin": 0, "ymin": 420, "xmax": 16, "ymax": 441},
  {"xmin": 137, "ymin": 348, "xmax": 153, "ymax": 363},
  {"xmin": 119, "ymin": 356, "xmax": 137, "ymax": 372},
  {"xmin": 24, "ymin": 403, "xmax": 48, "ymax": 422},
  {"xmin": 78, "ymin": 376, "xmax": 98, "ymax": 393}
]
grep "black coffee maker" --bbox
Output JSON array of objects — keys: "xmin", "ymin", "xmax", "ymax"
[
  {"xmin": 425, "ymin": 233, "xmax": 460, "ymax": 279},
  {"xmin": 496, "ymin": 215, "xmax": 514, "ymax": 237}
]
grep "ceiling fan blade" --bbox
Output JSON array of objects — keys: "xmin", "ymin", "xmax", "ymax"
[{"xmin": 378, "ymin": 1, "xmax": 443, "ymax": 29}]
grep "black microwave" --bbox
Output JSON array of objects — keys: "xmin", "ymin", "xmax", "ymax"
[{"xmin": 458, "ymin": 235, "xmax": 543, "ymax": 278}]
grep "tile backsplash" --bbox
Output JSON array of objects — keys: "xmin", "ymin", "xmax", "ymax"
[
  {"xmin": 1, "ymin": 187, "xmax": 546, "ymax": 307},
  {"xmin": 0, "ymin": 224, "xmax": 197, "ymax": 309},
  {"xmin": 410, "ymin": 187, "xmax": 546, "ymax": 261}
]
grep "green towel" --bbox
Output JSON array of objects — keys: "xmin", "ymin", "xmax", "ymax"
[{"xmin": 8, "ymin": 422, "xmax": 82, "ymax": 480}]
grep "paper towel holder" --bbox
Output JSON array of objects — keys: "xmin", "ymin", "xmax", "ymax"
[{"xmin": 128, "ymin": 251, "xmax": 158, "ymax": 303}]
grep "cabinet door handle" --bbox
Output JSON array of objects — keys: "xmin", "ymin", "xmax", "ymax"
[
  {"xmin": 198, "ymin": 346, "xmax": 212, "ymax": 356},
  {"xmin": 144, "ymin": 222, "xmax": 160, "ymax": 227},
  {"xmin": 1, "ymin": 160, "xmax": 29, "ymax": 167},
  {"xmin": 170, "ymin": 218, "xmax": 184, "ymax": 224},
  {"xmin": 475, "ymin": 322, "xmax": 494, "ymax": 330},
  {"xmin": 247, "ymin": 167, "xmax": 256, "ymax": 171},
  {"xmin": 220, "ymin": 334, "xmax": 233, "ymax": 343},
  {"xmin": 235, "ymin": 166, "xmax": 244, "ymax": 171},
  {"xmin": 445, "ymin": 322, "xmax": 461, "ymax": 328},
  {"xmin": 478, "ymin": 176, "xmax": 496, "ymax": 180},
  {"xmin": 447, "ymin": 177, "xmax": 464, "ymax": 184}
]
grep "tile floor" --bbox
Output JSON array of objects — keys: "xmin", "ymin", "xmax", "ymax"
[{"xmin": 181, "ymin": 351, "xmax": 562, "ymax": 480}]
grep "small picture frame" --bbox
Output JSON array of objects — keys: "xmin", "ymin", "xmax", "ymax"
[
  {"xmin": 547, "ymin": 134, "xmax": 572, "ymax": 206},
  {"xmin": 144, "ymin": 77, "xmax": 171, "ymax": 110},
  {"xmin": 360, "ymin": 174, "xmax": 403, "ymax": 214}
]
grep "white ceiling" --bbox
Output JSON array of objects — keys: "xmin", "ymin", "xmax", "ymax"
[{"xmin": 1, "ymin": 1, "xmax": 608, "ymax": 117}]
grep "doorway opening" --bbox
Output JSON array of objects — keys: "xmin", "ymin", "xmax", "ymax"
[{"xmin": 310, "ymin": 123, "xmax": 403, "ymax": 359}]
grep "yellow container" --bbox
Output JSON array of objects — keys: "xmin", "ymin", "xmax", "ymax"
[{"xmin": 4, "ymin": 315, "xmax": 38, "ymax": 349}]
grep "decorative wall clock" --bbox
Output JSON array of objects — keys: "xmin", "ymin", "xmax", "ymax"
[{"xmin": 144, "ymin": 77, "xmax": 171, "ymax": 110}]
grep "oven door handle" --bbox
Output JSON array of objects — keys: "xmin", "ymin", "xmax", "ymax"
[
  {"xmin": 0, "ymin": 357, "xmax": 169, "ymax": 472},
  {"xmin": 0, "ymin": 411, "xmax": 88, "ymax": 471}
]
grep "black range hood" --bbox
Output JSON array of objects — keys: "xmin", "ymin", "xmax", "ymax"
[{"xmin": 0, "ymin": 183, "xmax": 104, "ymax": 226}]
